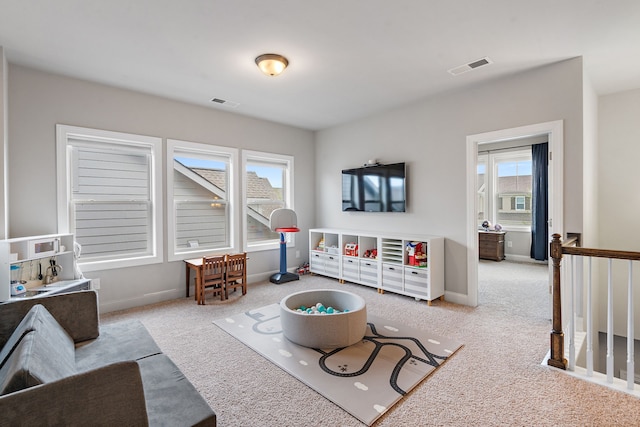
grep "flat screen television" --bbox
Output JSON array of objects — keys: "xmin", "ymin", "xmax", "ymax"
[{"xmin": 342, "ymin": 162, "xmax": 406, "ymax": 212}]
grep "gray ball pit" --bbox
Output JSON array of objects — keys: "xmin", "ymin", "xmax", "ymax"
[{"xmin": 279, "ymin": 289, "xmax": 367, "ymax": 349}]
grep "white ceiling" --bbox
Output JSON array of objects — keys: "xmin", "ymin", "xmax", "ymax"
[{"xmin": 1, "ymin": 0, "xmax": 639, "ymax": 131}]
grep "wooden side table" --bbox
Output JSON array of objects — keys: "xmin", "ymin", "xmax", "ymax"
[
  {"xmin": 184, "ymin": 254, "xmax": 250, "ymax": 301},
  {"xmin": 184, "ymin": 258, "xmax": 204, "ymax": 299},
  {"xmin": 478, "ymin": 231, "xmax": 506, "ymax": 261}
]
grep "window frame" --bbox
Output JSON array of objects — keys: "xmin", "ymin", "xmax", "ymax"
[
  {"xmin": 56, "ymin": 125, "xmax": 163, "ymax": 272},
  {"xmin": 477, "ymin": 153, "xmax": 488, "ymax": 227},
  {"xmin": 241, "ymin": 150, "xmax": 294, "ymax": 252},
  {"xmin": 166, "ymin": 139, "xmax": 238, "ymax": 261},
  {"xmin": 489, "ymin": 149, "xmax": 532, "ymax": 232}
]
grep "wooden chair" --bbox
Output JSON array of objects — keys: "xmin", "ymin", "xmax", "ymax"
[
  {"xmin": 224, "ymin": 253, "xmax": 247, "ymax": 299},
  {"xmin": 199, "ymin": 255, "xmax": 226, "ymax": 304}
]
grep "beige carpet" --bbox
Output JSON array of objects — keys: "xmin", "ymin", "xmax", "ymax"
[
  {"xmin": 214, "ymin": 303, "xmax": 463, "ymax": 425},
  {"xmin": 102, "ymin": 261, "xmax": 640, "ymax": 426}
]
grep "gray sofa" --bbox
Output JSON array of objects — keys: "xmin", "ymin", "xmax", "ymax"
[{"xmin": 0, "ymin": 291, "xmax": 216, "ymax": 426}]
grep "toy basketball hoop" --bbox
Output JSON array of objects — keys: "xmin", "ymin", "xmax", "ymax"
[{"xmin": 269, "ymin": 209, "xmax": 300, "ymax": 284}]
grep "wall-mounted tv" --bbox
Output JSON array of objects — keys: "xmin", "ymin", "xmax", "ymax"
[{"xmin": 342, "ymin": 162, "xmax": 406, "ymax": 212}]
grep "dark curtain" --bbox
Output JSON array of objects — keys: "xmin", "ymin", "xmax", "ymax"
[{"xmin": 530, "ymin": 142, "xmax": 548, "ymax": 261}]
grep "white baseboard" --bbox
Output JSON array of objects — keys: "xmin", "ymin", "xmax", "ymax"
[
  {"xmin": 100, "ymin": 269, "xmax": 298, "ymax": 313},
  {"xmin": 619, "ymin": 370, "xmax": 640, "ymax": 384},
  {"xmin": 249, "ymin": 267, "xmax": 300, "ymax": 284},
  {"xmin": 100, "ymin": 268, "xmax": 471, "ymax": 313},
  {"xmin": 444, "ymin": 290, "xmax": 469, "ymax": 306},
  {"xmin": 504, "ymin": 254, "xmax": 546, "ymax": 264},
  {"xmin": 99, "ymin": 289, "xmax": 182, "ymax": 314},
  {"xmin": 248, "ymin": 272, "xmax": 273, "ymax": 283}
]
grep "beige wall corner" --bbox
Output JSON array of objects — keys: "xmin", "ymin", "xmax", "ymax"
[{"xmin": 0, "ymin": 47, "xmax": 7, "ymax": 239}]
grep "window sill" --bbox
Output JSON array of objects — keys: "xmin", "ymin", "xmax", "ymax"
[
  {"xmin": 500, "ymin": 227, "xmax": 531, "ymax": 233},
  {"xmin": 245, "ymin": 240, "xmax": 295, "ymax": 253},
  {"xmin": 79, "ymin": 254, "xmax": 163, "ymax": 272},
  {"xmin": 168, "ymin": 247, "xmax": 237, "ymax": 262}
]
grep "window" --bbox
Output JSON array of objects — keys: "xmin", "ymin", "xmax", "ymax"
[
  {"xmin": 56, "ymin": 125, "xmax": 162, "ymax": 271},
  {"xmin": 495, "ymin": 153, "xmax": 531, "ymax": 228},
  {"xmin": 242, "ymin": 150, "xmax": 294, "ymax": 251},
  {"xmin": 477, "ymin": 148, "xmax": 532, "ymax": 230},
  {"xmin": 477, "ymin": 154, "xmax": 488, "ymax": 227},
  {"xmin": 166, "ymin": 139, "xmax": 237, "ymax": 261}
]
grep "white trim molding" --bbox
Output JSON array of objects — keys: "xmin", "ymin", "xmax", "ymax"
[{"xmin": 466, "ymin": 120, "xmax": 564, "ymax": 307}]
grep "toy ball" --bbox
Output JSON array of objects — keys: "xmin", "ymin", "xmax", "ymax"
[
  {"xmin": 294, "ymin": 302, "xmax": 344, "ymax": 315},
  {"xmin": 481, "ymin": 220, "xmax": 492, "ymax": 230},
  {"xmin": 494, "ymin": 223, "xmax": 503, "ymax": 232}
]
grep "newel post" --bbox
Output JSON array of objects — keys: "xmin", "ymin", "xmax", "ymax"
[{"xmin": 548, "ymin": 233, "xmax": 567, "ymax": 369}]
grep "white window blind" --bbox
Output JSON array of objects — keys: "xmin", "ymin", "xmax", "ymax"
[
  {"xmin": 57, "ymin": 125, "xmax": 162, "ymax": 271},
  {"xmin": 71, "ymin": 144, "xmax": 152, "ymax": 260}
]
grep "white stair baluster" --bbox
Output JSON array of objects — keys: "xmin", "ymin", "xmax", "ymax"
[
  {"xmin": 586, "ymin": 257, "xmax": 593, "ymax": 377},
  {"xmin": 568, "ymin": 255, "xmax": 575, "ymax": 370},
  {"xmin": 607, "ymin": 258, "xmax": 614, "ymax": 384},
  {"xmin": 627, "ymin": 261, "xmax": 635, "ymax": 390}
]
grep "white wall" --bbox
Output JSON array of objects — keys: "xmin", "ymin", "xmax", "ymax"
[
  {"xmin": 315, "ymin": 58, "xmax": 585, "ymax": 300},
  {"xmin": 0, "ymin": 48, "xmax": 7, "ymax": 239},
  {"xmin": 598, "ymin": 87, "xmax": 640, "ymax": 338},
  {"xmin": 7, "ymin": 64, "xmax": 315, "ymax": 312},
  {"xmin": 582, "ymin": 72, "xmax": 601, "ymax": 365},
  {"xmin": 583, "ymin": 74, "xmax": 599, "ymax": 248}
]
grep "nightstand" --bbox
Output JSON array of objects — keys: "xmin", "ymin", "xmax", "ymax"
[{"xmin": 478, "ymin": 231, "xmax": 506, "ymax": 261}]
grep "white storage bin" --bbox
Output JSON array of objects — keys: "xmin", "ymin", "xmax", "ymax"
[
  {"xmin": 342, "ymin": 258, "xmax": 359, "ymax": 282},
  {"xmin": 404, "ymin": 267, "xmax": 429, "ymax": 297},
  {"xmin": 382, "ymin": 263, "xmax": 403, "ymax": 291},
  {"xmin": 359, "ymin": 259, "xmax": 378, "ymax": 286}
]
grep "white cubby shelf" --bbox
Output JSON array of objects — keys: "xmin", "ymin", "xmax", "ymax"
[{"xmin": 308, "ymin": 228, "xmax": 444, "ymax": 305}]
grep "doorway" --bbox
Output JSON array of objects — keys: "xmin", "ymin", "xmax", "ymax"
[{"xmin": 465, "ymin": 121, "xmax": 564, "ymax": 307}]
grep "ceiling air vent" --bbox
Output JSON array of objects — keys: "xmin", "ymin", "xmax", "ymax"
[
  {"xmin": 448, "ymin": 57, "xmax": 493, "ymax": 76},
  {"xmin": 210, "ymin": 98, "xmax": 240, "ymax": 108}
]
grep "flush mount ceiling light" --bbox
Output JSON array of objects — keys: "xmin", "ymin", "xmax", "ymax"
[{"xmin": 255, "ymin": 53, "xmax": 289, "ymax": 76}]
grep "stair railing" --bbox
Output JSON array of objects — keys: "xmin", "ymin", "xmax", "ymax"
[{"xmin": 549, "ymin": 233, "xmax": 640, "ymax": 392}]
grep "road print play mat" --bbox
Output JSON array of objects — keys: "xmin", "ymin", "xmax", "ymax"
[{"xmin": 214, "ymin": 303, "xmax": 463, "ymax": 425}]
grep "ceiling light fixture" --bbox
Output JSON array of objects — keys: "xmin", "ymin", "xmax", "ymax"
[{"xmin": 255, "ymin": 53, "xmax": 289, "ymax": 77}]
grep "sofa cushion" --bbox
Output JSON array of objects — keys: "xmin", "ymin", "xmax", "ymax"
[
  {"xmin": 0, "ymin": 306, "xmax": 76, "ymax": 395},
  {"xmin": 0, "ymin": 361, "xmax": 150, "ymax": 426},
  {"xmin": 0, "ymin": 304, "xmax": 42, "ymax": 371},
  {"xmin": 75, "ymin": 320, "xmax": 162, "ymax": 372},
  {"xmin": 0, "ymin": 291, "xmax": 99, "ymax": 348},
  {"xmin": 137, "ymin": 353, "xmax": 216, "ymax": 427}
]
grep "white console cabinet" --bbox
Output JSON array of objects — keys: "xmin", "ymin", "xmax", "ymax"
[{"xmin": 309, "ymin": 228, "xmax": 444, "ymax": 305}]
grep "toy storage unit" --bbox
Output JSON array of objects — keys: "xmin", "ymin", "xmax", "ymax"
[
  {"xmin": 309, "ymin": 229, "xmax": 445, "ymax": 305},
  {"xmin": 309, "ymin": 231, "xmax": 340, "ymax": 279},
  {"xmin": 0, "ymin": 233, "xmax": 90, "ymax": 302}
]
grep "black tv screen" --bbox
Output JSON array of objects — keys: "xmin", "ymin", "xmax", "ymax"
[{"xmin": 342, "ymin": 162, "xmax": 406, "ymax": 212}]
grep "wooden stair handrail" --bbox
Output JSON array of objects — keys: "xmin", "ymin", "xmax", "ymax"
[
  {"xmin": 548, "ymin": 233, "xmax": 640, "ymax": 370},
  {"xmin": 561, "ymin": 246, "xmax": 640, "ymax": 261}
]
